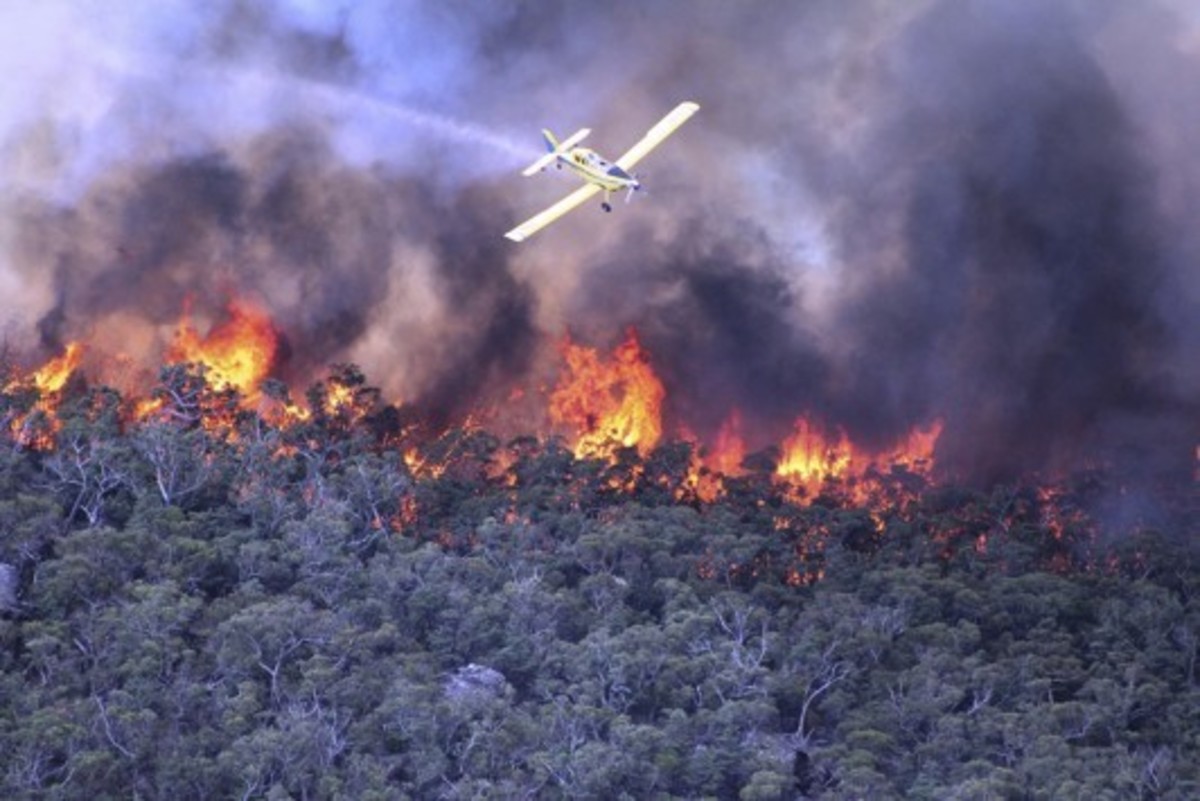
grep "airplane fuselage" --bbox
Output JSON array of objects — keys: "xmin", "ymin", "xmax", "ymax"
[
  {"xmin": 505, "ymin": 101, "xmax": 698, "ymax": 241},
  {"xmin": 558, "ymin": 147, "xmax": 639, "ymax": 193}
]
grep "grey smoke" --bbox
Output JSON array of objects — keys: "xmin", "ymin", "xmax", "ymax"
[{"xmin": 1, "ymin": 0, "xmax": 1198, "ymax": 483}]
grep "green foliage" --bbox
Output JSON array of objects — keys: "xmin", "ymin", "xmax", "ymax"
[{"xmin": 0, "ymin": 367, "xmax": 1197, "ymax": 798}]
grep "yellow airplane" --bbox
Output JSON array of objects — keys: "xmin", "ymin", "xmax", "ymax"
[{"xmin": 504, "ymin": 101, "xmax": 700, "ymax": 242}]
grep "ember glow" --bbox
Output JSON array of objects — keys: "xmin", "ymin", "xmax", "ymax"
[{"xmin": 705, "ymin": 410, "xmax": 747, "ymax": 477}]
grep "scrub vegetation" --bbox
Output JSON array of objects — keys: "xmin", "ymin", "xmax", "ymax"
[{"xmin": 1, "ymin": 365, "xmax": 1197, "ymax": 800}]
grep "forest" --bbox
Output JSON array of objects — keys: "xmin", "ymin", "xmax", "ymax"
[{"xmin": 1, "ymin": 361, "xmax": 1198, "ymax": 800}]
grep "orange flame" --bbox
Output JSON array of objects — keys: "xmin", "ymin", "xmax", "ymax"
[
  {"xmin": 706, "ymin": 409, "xmax": 747, "ymax": 476},
  {"xmin": 777, "ymin": 418, "xmax": 855, "ymax": 495},
  {"xmin": 31, "ymin": 342, "xmax": 84, "ymax": 395},
  {"xmin": 549, "ymin": 328, "xmax": 665, "ymax": 460},
  {"xmin": 776, "ymin": 416, "xmax": 943, "ymax": 501},
  {"xmin": 167, "ymin": 298, "xmax": 277, "ymax": 399},
  {"xmin": 883, "ymin": 419, "xmax": 943, "ymax": 473},
  {"xmin": 6, "ymin": 342, "xmax": 85, "ymax": 450},
  {"xmin": 678, "ymin": 410, "xmax": 747, "ymax": 503}
]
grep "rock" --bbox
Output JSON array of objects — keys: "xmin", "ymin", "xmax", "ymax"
[{"xmin": 444, "ymin": 663, "xmax": 508, "ymax": 703}]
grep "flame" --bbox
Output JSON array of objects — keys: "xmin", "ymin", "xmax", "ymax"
[
  {"xmin": 884, "ymin": 419, "xmax": 943, "ymax": 472},
  {"xmin": 132, "ymin": 396, "xmax": 166, "ymax": 420},
  {"xmin": 549, "ymin": 328, "xmax": 665, "ymax": 460},
  {"xmin": 776, "ymin": 416, "xmax": 943, "ymax": 501},
  {"xmin": 706, "ymin": 409, "xmax": 747, "ymax": 476},
  {"xmin": 167, "ymin": 298, "xmax": 277, "ymax": 399},
  {"xmin": 677, "ymin": 411, "xmax": 747, "ymax": 504},
  {"xmin": 31, "ymin": 342, "xmax": 84, "ymax": 394},
  {"xmin": 777, "ymin": 418, "xmax": 855, "ymax": 494},
  {"xmin": 325, "ymin": 382, "xmax": 355, "ymax": 411},
  {"xmin": 5, "ymin": 342, "xmax": 85, "ymax": 450},
  {"xmin": 0, "ymin": 314, "xmax": 1147, "ymax": 583},
  {"xmin": 681, "ymin": 461, "xmax": 724, "ymax": 504}
]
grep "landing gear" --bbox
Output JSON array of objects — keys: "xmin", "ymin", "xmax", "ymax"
[{"xmin": 602, "ymin": 202, "xmax": 612, "ymax": 213}]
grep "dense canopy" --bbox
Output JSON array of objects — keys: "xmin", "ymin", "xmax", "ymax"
[{"xmin": 0, "ymin": 365, "xmax": 1197, "ymax": 799}]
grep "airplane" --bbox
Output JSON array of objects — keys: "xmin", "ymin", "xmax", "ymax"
[{"xmin": 504, "ymin": 101, "xmax": 700, "ymax": 242}]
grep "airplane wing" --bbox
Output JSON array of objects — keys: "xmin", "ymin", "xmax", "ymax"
[
  {"xmin": 615, "ymin": 101, "xmax": 700, "ymax": 171},
  {"xmin": 504, "ymin": 183, "xmax": 601, "ymax": 242}
]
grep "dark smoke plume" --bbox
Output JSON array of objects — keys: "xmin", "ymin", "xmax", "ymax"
[
  {"xmin": 550, "ymin": 0, "xmax": 1200, "ymax": 482},
  {"xmin": 567, "ymin": 219, "xmax": 832, "ymax": 449},
  {"xmin": 813, "ymin": 1, "xmax": 1197, "ymax": 481},
  {"xmin": 10, "ymin": 131, "xmax": 536, "ymax": 415},
  {"xmin": 1, "ymin": 0, "xmax": 1198, "ymax": 484}
]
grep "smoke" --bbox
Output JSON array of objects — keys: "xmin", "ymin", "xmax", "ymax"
[
  {"xmin": 813, "ymin": 0, "xmax": 1199, "ymax": 482},
  {"xmin": 7, "ymin": 130, "xmax": 537, "ymax": 416},
  {"xmin": 566, "ymin": 218, "xmax": 831, "ymax": 449},
  {"xmin": 551, "ymin": 0, "xmax": 1200, "ymax": 483},
  {"xmin": 1, "ymin": 0, "xmax": 1198, "ymax": 483}
]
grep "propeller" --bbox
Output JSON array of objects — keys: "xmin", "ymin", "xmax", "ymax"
[{"xmin": 625, "ymin": 172, "xmax": 646, "ymax": 204}]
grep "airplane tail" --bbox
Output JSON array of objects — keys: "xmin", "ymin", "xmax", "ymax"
[{"xmin": 521, "ymin": 127, "xmax": 590, "ymax": 176}]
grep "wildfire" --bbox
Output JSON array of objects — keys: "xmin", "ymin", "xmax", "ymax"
[
  {"xmin": 775, "ymin": 416, "xmax": 943, "ymax": 501},
  {"xmin": 0, "ymin": 308, "xmax": 1162, "ymax": 589},
  {"xmin": 886, "ymin": 419, "xmax": 943, "ymax": 473},
  {"xmin": 676, "ymin": 411, "xmax": 748, "ymax": 504},
  {"xmin": 549, "ymin": 328, "xmax": 665, "ymax": 460},
  {"xmin": 776, "ymin": 418, "xmax": 855, "ymax": 495},
  {"xmin": 167, "ymin": 298, "xmax": 278, "ymax": 400},
  {"xmin": 30, "ymin": 342, "xmax": 84, "ymax": 395},
  {"xmin": 5, "ymin": 342, "xmax": 84, "ymax": 450},
  {"xmin": 1, "ymin": 301, "xmax": 948, "ymax": 500},
  {"xmin": 706, "ymin": 410, "xmax": 747, "ymax": 476}
]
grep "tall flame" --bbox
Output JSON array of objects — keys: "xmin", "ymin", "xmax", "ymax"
[
  {"xmin": 5, "ymin": 342, "xmax": 84, "ymax": 450},
  {"xmin": 777, "ymin": 418, "xmax": 855, "ymax": 494},
  {"xmin": 776, "ymin": 416, "xmax": 943, "ymax": 500},
  {"xmin": 167, "ymin": 298, "xmax": 278, "ymax": 399},
  {"xmin": 549, "ymin": 328, "xmax": 665, "ymax": 460},
  {"xmin": 678, "ymin": 410, "xmax": 747, "ymax": 503},
  {"xmin": 30, "ymin": 342, "xmax": 84, "ymax": 395}
]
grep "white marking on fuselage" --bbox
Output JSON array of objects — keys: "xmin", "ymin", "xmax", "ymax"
[{"xmin": 558, "ymin": 148, "xmax": 637, "ymax": 192}]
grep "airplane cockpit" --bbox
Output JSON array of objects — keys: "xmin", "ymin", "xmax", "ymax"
[
  {"xmin": 506, "ymin": 101, "xmax": 698, "ymax": 241},
  {"xmin": 573, "ymin": 149, "xmax": 630, "ymax": 178}
]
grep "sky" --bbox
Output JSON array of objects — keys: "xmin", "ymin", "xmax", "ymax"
[{"xmin": 1, "ymin": 0, "xmax": 1199, "ymax": 482}]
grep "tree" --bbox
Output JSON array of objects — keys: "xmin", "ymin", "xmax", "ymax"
[
  {"xmin": 131, "ymin": 419, "xmax": 224, "ymax": 508},
  {"xmin": 215, "ymin": 597, "xmax": 337, "ymax": 709},
  {"xmin": 40, "ymin": 393, "xmax": 135, "ymax": 529}
]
